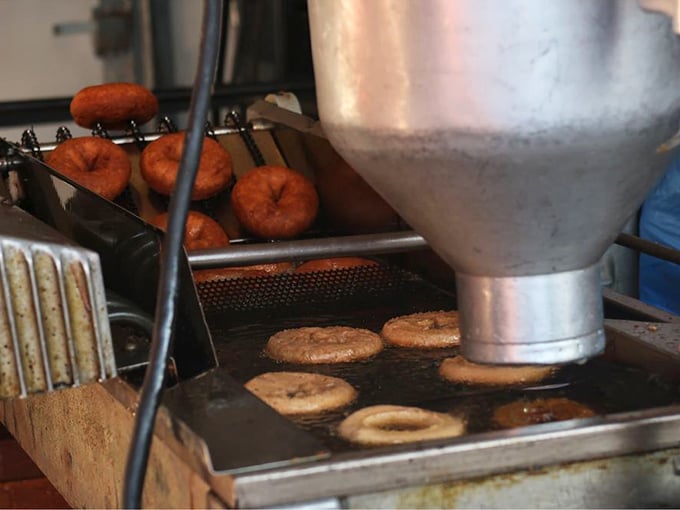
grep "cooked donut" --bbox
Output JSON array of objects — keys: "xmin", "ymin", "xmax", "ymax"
[
  {"xmin": 231, "ymin": 165, "xmax": 319, "ymax": 239},
  {"xmin": 193, "ymin": 262, "xmax": 294, "ymax": 283},
  {"xmin": 381, "ymin": 310, "xmax": 460, "ymax": 349},
  {"xmin": 493, "ymin": 397, "xmax": 596, "ymax": 429},
  {"xmin": 140, "ymin": 133, "xmax": 233, "ymax": 200},
  {"xmin": 149, "ymin": 211, "xmax": 229, "ymax": 250},
  {"xmin": 338, "ymin": 405, "xmax": 465, "ymax": 446},
  {"xmin": 438, "ymin": 356, "xmax": 555, "ymax": 386},
  {"xmin": 295, "ymin": 257, "xmax": 379, "ymax": 273},
  {"xmin": 70, "ymin": 82, "xmax": 158, "ymax": 130},
  {"xmin": 45, "ymin": 137, "xmax": 131, "ymax": 200},
  {"xmin": 150, "ymin": 212, "xmax": 292, "ymax": 281},
  {"xmin": 265, "ymin": 326, "xmax": 383, "ymax": 364},
  {"xmin": 245, "ymin": 371, "xmax": 357, "ymax": 415}
]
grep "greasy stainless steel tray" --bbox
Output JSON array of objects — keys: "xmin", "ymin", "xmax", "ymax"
[{"xmin": 145, "ymin": 266, "xmax": 680, "ymax": 508}]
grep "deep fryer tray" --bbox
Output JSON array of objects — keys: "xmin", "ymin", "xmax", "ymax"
[{"xmin": 197, "ymin": 265, "xmax": 680, "ymax": 455}]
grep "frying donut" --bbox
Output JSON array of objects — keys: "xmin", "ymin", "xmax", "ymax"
[
  {"xmin": 338, "ymin": 405, "xmax": 465, "ymax": 446},
  {"xmin": 245, "ymin": 371, "xmax": 357, "ymax": 415},
  {"xmin": 493, "ymin": 397, "xmax": 596, "ymax": 429},
  {"xmin": 231, "ymin": 165, "xmax": 319, "ymax": 239},
  {"xmin": 45, "ymin": 137, "xmax": 131, "ymax": 200},
  {"xmin": 438, "ymin": 356, "xmax": 555, "ymax": 386},
  {"xmin": 265, "ymin": 326, "xmax": 383, "ymax": 364},
  {"xmin": 70, "ymin": 82, "xmax": 158, "ymax": 130},
  {"xmin": 295, "ymin": 257, "xmax": 379, "ymax": 273},
  {"xmin": 140, "ymin": 133, "xmax": 233, "ymax": 200},
  {"xmin": 150, "ymin": 212, "xmax": 292, "ymax": 281},
  {"xmin": 381, "ymin": 310, "xmax": 460, "ymax": 349}
]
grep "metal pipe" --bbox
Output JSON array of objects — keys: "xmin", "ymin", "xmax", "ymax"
[
  {"xmin": 188, "ymin": 231, "xmax": 680, "ymax": 271},
  {"xmin": 615, "ymin": 233, "xmax": 680, "ymax": 266},
  {"xmin": 188, "ymin": 231, "xmax": 428, "ymax": 268}
]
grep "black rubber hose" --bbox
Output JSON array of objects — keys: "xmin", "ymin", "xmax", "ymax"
[{"xmin": 122, "ymin": 0, "xmax": 223, "ymax": 507}]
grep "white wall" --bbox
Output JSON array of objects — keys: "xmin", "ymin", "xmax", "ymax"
[{"xmin": 0, "ymin": 0, "xmax": 105, "ymax": 141}]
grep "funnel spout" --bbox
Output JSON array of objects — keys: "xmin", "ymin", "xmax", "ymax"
[{"xmin": 308, "ymin": 0, "xmax": 680, "ymax": 364}]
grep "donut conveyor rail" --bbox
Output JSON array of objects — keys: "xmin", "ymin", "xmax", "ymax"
[{"xmin": 187, "ymin": 230, "xmax": 680, "ymax": 271}]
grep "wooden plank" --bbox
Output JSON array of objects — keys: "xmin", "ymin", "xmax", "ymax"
[{"xmin": 0, "ymin": 382, "xmax": 225, "ymax": 509}]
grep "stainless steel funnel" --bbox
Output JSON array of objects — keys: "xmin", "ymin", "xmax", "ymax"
[{"xmin": 308, "ymin": 0, "xmax": 680, "ymax": 364}]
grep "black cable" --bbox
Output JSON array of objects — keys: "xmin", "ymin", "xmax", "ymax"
[{"xmin": 122, "ymin": 0, "xmax": 223, "ymax": 507}]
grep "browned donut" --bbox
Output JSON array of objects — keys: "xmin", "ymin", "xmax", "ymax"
[
  {"xmin": 438, "ymin": 356, "xmax": 555, "ymax": 386},
  {"xmin": 338, "ymin": 405, "xmax": 465, "ymax": 446},
  {"xmin": 70, "ymin": 83, "xmax": 158, "ymax": 130},
  {"xmin": 149, "ymin": 212, "xmax": 293, "ymax": 282},
  {"xmin": 149, "ymin": 211, "xmax": 229, "ymax": 250},
  {"xmin": 231, "ymin": 166, "xmax": 319, "ymax": 239},
  {"xmin": 381, "ymin": 311, "xmax": 460, "ymax": 349},
  {"xmin": 295, "ymin": 257, "xmax": 379, "ymax": 273},
  {"xmin": 245, "ymin": 372, "xmax": 357, "ymax": 415},
  {"xmin": 493, "ymin": 397, "xmax": 596, "ymax": 429},
  {"xmin": 193, "ymin": 262, "xmax": 294, "ymax": 283},
  {"xmin": 265, "ymin": 326, "xmax": 383, "ymax": 364},
  {"xmin": 45, "ymin": 137, "xmax": 131, "ymax": 200},
  {"xmin": 140, "ymin": 133, "xmax": 233, "ymax": 200}
]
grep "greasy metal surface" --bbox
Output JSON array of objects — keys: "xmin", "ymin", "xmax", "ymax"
[
  {"xmin": 179, "ymin": 266, "xmax": 680, "ymax": 507},
  {"xmin": 197, "ymin": 265, "xmax": 416, "ymax": 312},
  {"xmin": 188, "ymin": 231, "xmax": 426, "ymax": 269},
  {"xmin": 308, "ymin": 0, "xmax": 680, "ymax": 364},
  {"xmin": 0, "ymin": 204, "xmax": 115, "ymax": 397},
  {"xmin": 231, "ymin": 406, "xmax": 680, "ymax": 508},
  {"xmin": 6, "ymin": 141, "xmax": 216, "ymax": 379},
  {"xmin": 346, "ymin": 447, "xmax": 680, "ymax": 508},
  {"xmin": 161, "ymin": 368, "xmax": 329, "ymax": 473},
  {"xmin": 205, "ymin": 272, "xmax": 679, "ymax": 455}
]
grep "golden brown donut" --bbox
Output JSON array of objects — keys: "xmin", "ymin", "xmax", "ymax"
[
  {"xmin": 338, "ymin": 405, "xmax": 465, "ymax": 446},
  {"xmin": 149, "ymin": 212, "xmax": 293, "ymax": 282},
  {"xmin": 295, "ymin": 257, "xmax": 379, "ymax": 273},
  {"xmin": 149, "ymin": 211, "xmax": 229, "ymax": 250},
  {"xmin": 140, "ymin": 133, "xmax": 233, "ymax": 200},
  {"xmin": 493, "ymin": 397, "xmax": 596, "ymax": 429},
  {"xmin": 245, "ymin": 371, "xmax": 357, "ymax": 415},
  {"xmin": 438, "ymin": 356, "xmax": 555, "ymax": 386},
  {"xmin": 70, "ymin": 82, "xmax": 158, "ymax": 130},
  {"xmin": 193, "ymin": 262, "xmax": 294, "ymax": 283},
  {"xmin": 45, "ymin": 137, "xmax": 131, "ymax": 200},
  {"xmin": 231, "ymin": 166, "xmax": 319, "ymax": 239},
  {"xmin": 381, "ymin": 311, "xmax": 460, "ymax": 349},
  {"xmin": 265, "ymin": 326, "xmax": 383, "ymax": 364}
]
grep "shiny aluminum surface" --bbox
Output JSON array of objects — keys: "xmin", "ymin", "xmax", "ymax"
[
  {"xmin": 0, "ymin": 204, "xmax": 116, "ymax": 397},
  {"xmin": 308, "ymin": 0, "xmax": 680, "ymax": 364}
]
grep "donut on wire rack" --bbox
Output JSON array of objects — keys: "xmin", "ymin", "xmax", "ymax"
[
  {"xmin": 231, "ymin": 165, "xmax": 319, "ymax": 239},
  {"xmin": 70, "ymin": 82, "xmax": 159, "ymax": 130},
  {"xmin": 45, "ymin": 137, "xmax": 131, "ymax": 200},
  {"xmin": 140, "ymin": 132, "xmax": 233, "ymax": 200},
  {"xmin": 149, "ymin": 211, "xmax": 292, "ymax": 281}
]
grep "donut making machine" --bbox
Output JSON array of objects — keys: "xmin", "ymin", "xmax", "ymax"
[{"xmin": 2, "ymin": 0, "xmax": 680, "ymax": 508}]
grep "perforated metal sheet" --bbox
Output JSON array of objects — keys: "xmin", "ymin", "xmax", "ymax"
[{"xmin": 196, "ymin": 264, "xmax": 417, "ymax": 312}]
